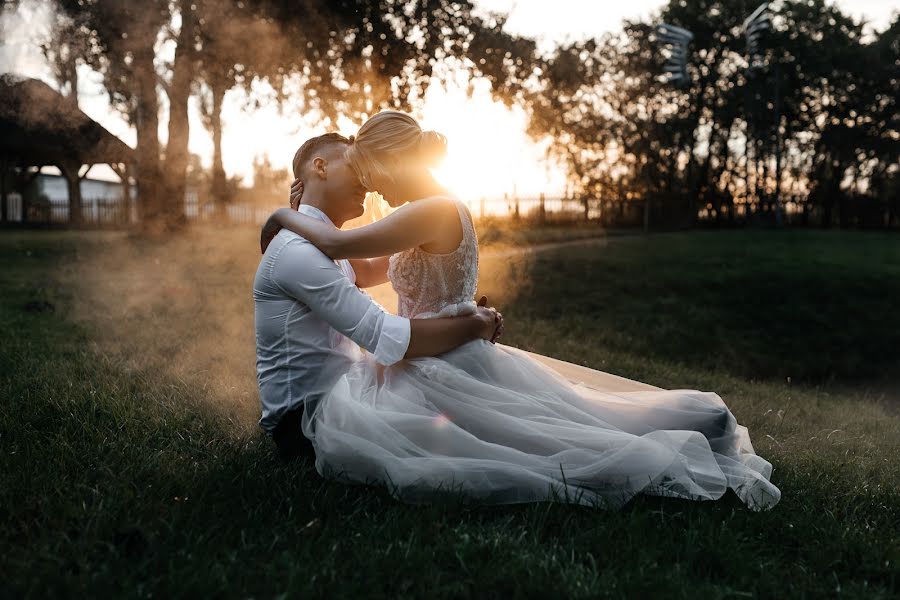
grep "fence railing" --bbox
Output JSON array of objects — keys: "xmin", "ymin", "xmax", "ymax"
[
  {"xmin": 0, "ymin": 193, "xmax": 616, "ymax": 228},
  {"xmin": 182, "ymin": 193, "xmax": 602, "ymax": 227},
  {"xmin": 2, "ymin": 193, "xmax": 136, "ymax": 227},
  {"xmin": 10, "ymin": 191, "xmax": 884, "ymax": 230}
]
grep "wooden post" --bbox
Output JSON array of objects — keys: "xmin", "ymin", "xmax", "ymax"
[
  {"xmin": 539, "ymin": 192, "xmax": 545, "ymax": 224},
  {"xmin": 58, "ymin": 160, "xmax": 83, "ymax": 226},
  {"xmin": 21, "ymin": 166, "xmax": 42, "ymax": 224},
  {"xmin": 79, "ymin": 164, "xmax": 95, "ymax": 225},
  {"xmin": 111, "ymin": 162, "xmax": 134, "ymax": 226}
]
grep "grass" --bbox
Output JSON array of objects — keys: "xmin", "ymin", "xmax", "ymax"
[
  {"xmin": 1, "ymin": 227, "xmax": 898, "ymax": 598},
  {"xmin": 483, "ymin": 229, "xmax": 900, "ymax": 387},
  {"xmin": 475, "ymin": 218, "xmax": 613, "ymax": 249}
]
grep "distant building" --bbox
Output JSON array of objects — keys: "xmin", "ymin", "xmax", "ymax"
[
  {"xmin": 1, "ymin": 74, "xmax": 135, "ymax": 226},
  {"xmin": 5, "ymin": 173, "xmax": 138, "ymax": 224}
]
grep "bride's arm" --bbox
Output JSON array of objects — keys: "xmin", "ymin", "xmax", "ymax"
[
  {"xmin": 259, "ymin": 217, "xmax": 394, "ymax": 287},
  {"xmin": 267, "ymin": 196, "xmax": 458, "ymax": 260}
]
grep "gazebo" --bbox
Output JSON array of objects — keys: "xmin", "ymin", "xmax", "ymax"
[{"xmin": 0, "ymin": 74, "xmax": 135, "ymax": 225}]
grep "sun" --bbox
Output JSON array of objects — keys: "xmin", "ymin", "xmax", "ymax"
[
  {"xmin": 418, "ymin": 79, "xmax": 567, "ymax": 203},
  {"xmin": 343, "ymin": 78, "xmax": 569, "ymax": 224}
]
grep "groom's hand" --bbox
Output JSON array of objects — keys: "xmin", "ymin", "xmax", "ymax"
[{"xmin": 289, "ymin": 178, "xmax": 304, "ymax": 211}]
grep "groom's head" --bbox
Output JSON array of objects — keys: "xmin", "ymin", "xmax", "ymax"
[{"xmin": 292, "ymin": 133, "xmax": 368, "ymax": 224}]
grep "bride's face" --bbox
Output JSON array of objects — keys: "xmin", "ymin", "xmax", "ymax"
[{"xmin": 368, "ymin": 163, "xmax": 430, "ymax": 207}]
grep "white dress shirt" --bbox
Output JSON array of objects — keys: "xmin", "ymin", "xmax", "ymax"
[{"xmin": 253, "ymin": 204, "xmax": 411, "ymax": 434}]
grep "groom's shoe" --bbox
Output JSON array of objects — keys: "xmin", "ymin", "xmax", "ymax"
[{"xmin": 272, "ymin": 406, "xmax": 316, "ymax": 462}]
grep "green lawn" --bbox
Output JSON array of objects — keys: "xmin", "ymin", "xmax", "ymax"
[
  {"xmin": 486, "ymin": 229, "xmax": 900, "ymax": 387},
  {"xmin": 1, "ymin": 228, "xmax": 898, "ymax": 598}
]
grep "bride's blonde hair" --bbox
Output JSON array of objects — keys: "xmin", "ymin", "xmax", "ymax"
[{"xmin": 345, "ymin": 110, "xmax": 447, "ymax": 189}]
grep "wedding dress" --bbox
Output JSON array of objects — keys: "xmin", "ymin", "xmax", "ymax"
[{"xmin": 301, "ymin": 196, "xmax": 781, "ymax": 511}]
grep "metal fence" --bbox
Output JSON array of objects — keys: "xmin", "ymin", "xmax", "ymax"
[
  {"xmin": 2, "ymin": 193, "xmax": 135, "ymax": 227},
  {"xmin": 5, "ymin": 187, "xmax": 896, "ymax": 230},
  {"xmin": 183, "ymin": 193, "xmax": 603, "ymax": 227},
  {"xmin": 3, "ymin": 191, "xmax": 609, "ymax": 228},
  {"xmin": 469, "ymin": 195, "xmax": 602, "ymax": 222}
]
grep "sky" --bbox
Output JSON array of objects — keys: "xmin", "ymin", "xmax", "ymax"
[{"xmin": 1, "ymin": 0, "xmax": 897, "ymax": 199}]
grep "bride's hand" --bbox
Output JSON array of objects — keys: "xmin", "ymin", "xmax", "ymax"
[
  {"xmin": 474, "ymin": 305, "xmax": 503, "ymax": 344},
  {"xmin": 260, "ymin": 214, "xmax": 283, "ymax": 254},
  {"xmin": 492, "ymin": 314, "xmax": 504, "ymax": 343},
  {"xmin": 264, "ymin": 179, "xmax": 303, "ymax": 253},
  {"xmin": 289, "ymin": 178, "xmax": 304, "ymax": 210},
  {"xmin": 476, "ymin": 295, "xmax": 504, "ymax": 343}
]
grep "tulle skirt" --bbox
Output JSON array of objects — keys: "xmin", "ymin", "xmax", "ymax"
[{"xmin": 300, "ymin": 340, "xmax": 781, "ymax": 511}]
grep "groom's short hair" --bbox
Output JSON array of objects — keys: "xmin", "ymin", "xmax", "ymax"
[{"xmin": 292, "ymin": 132, "xmax": 352, "ymax": 180}]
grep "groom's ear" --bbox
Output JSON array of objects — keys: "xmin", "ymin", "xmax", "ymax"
[{"xmin": 311, "ymin": 156, "xmax": 328, "ymax": 180}]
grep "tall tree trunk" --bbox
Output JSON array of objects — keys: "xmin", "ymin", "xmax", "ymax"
[
  {"xmin": 821, "ymin": 197, "xmax": 833, "ymax": 228},
  {"xmin": 836, "ymin": 176, "xmax": 850, "ymax": 229},
  {"xmin": 682, "ymin": 68, "xmax": 718, "ymax": 228},
  {"xmin": 161, "ymin": 0, "xmax": 195, "ymax": 231},
  {"xmin": 60, "ymin": 54, "xmax": 79, "ymax": 108},
  {"xmin": 755, "ymin": 137, "xmax": 764, "ymax": 221},
  {"xmin": 691, "ymin": 112, "xmax": 732, "ymax": 228},
  {"xmin": 1, "ymin": 159, "xmax": 7, "ymax": 223},
  {"xmin": 68, "ymin": 56, "xmax": 79, "ymax": 107},
  {"xmin": 133, "ymin": 44, "xmax": 162, "ymax": 230},
  {"xmin": 210, "ymin": 80, "xmax": 227, "ymax": 218}
]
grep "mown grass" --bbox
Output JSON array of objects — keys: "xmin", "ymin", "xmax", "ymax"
[
  {"xmin": 484, "ymin": 229, "xmax": 900, "ymax": 387},
  {"xmin": 475, "ymin": 218, "xmax": 614, "ymax": 249},
  {"xmin": 1, "ymin": 228, "xmax": 898, "ymax": 598}
]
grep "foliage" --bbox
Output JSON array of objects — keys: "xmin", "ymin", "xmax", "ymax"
[
  {"xmin": 38, "ymin": 0, "xmax": 537, "ymax": 230},
  {"xmin": 526, "ymin": 0, "xmax": 899, "ymax": 228},
  {"xmin": 26, "ymin": 0, "xmax": 900, "ymax": 230}
]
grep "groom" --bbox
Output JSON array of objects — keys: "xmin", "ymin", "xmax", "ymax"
[{"xmin": 254, "ymin": 132, "xmax": 502, "ymax": 460}]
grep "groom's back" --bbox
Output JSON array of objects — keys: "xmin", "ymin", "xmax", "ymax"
[{"xmin": 253, "ymin": 229, "xmax": 360, "ymax": 435}]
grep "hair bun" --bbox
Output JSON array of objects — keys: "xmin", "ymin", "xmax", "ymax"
[{"xmin": 418, "ymin": 130, "xmax": 448, "ymax": 167}]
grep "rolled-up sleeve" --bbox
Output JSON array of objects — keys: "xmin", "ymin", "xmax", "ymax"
[
  {"xmin": 271, "ymin": 239, "xmax": 411, "ymax": 365},
  {"xmin": 372, "ymin": 311, "xmax": 411, "ymax": 365}
]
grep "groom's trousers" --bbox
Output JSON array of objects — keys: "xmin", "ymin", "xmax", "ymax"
[{"xmin": 272, "ymin": 405, "xmax": 316, "ymax": 461}]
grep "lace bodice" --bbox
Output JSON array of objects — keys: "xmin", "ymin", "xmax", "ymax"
[{"xmin": 387, "ymin": 196, "xmax": 479, "ymax": 319}]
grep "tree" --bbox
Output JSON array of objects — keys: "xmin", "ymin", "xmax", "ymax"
[
  {"xmin": 195, "ymin": 1, "xmax": 284, "ymax": 215},
  {"xmin": 52, "ymin": 0, "xmax": 169, "ymax": 230},
  {"xmin": 39, "ymin": 12, "xmax": 88, "ymax": 107},
  {"xmin": 523, "ymin": 0, "xmax": 899, "ymax": 229},
  {"xmin": 45, "ymin": 0, "xmax": 539, "ymax": 231}
]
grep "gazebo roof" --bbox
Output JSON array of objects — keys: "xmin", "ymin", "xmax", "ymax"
[{"xmin": 0, "ymin": 74, "xmax": 134, "ymax": 167}]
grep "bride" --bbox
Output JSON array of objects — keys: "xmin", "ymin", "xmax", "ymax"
[{"xmin": 262, "ymin": 110, "xmax": 782, "ymax": 511}]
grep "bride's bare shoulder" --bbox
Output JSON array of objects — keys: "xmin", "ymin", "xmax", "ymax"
[{"xmin": 399, "ymin": 195, "xmax": 460, "ymax": 221}]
